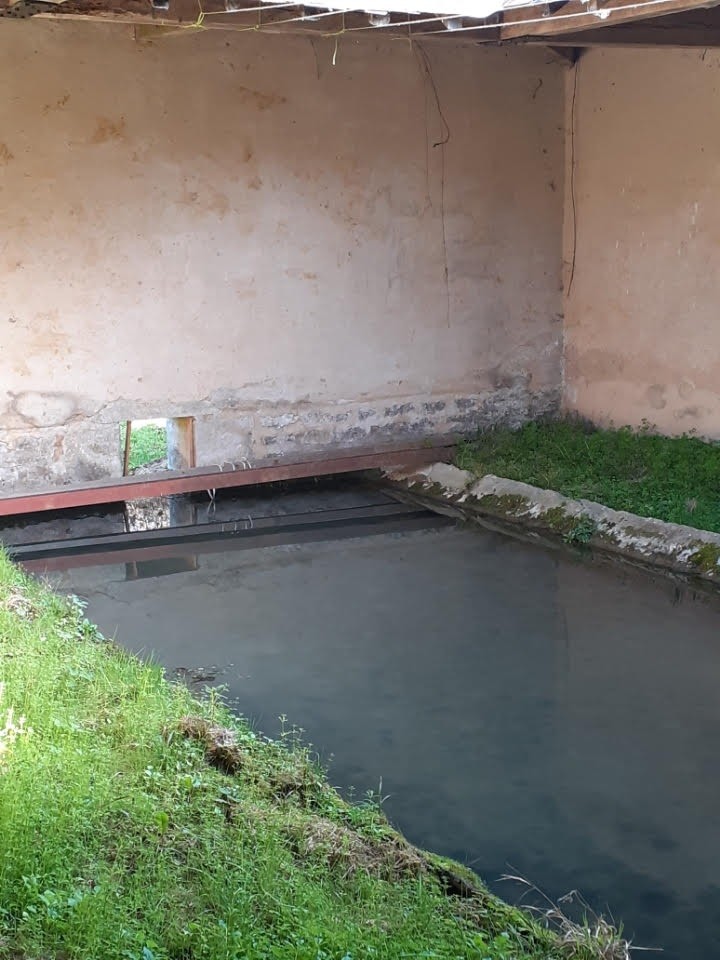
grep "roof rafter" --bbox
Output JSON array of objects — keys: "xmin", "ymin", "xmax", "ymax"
[
  {"xmin": 3, "ymin": 0, "xmax": 720, "ymax": 46},
  {"xmin": 499, "ymin": 0, "xmax": 720, "ymax": 39}
]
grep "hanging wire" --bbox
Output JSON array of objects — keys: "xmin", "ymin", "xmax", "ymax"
[{"xmin": 567, "ymin": 54, "xmax": 580, "ymax": 297}]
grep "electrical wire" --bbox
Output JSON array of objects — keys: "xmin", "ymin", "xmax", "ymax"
[{"xmin": 567, "ymin": 54, "xmax": 580, "ymax": 297}]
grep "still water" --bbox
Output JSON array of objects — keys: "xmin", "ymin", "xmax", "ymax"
[{"xmin": 23, "ymin": 484, "xmax": 720, "ymax": 960}]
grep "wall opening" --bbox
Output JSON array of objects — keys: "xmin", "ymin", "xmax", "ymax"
[
  {"xmin": 122, "ymin": 416, "xmax": 198, "ymax": 536},
  {"xmin": 120, "ymin": 417, "xmax": 196, "ymax": 476}
]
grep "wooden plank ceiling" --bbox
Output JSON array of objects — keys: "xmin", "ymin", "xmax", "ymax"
[{"xmin": 1, "ymin": 0, "xmax": 719, "ymax": 52}]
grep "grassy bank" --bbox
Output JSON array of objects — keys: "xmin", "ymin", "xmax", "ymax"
[
  {"xmin": 0, "ymin": 553, "xmax": 598, "ymax": 960},
  {"xmin": 457, "ymin": 421, "xmax": 720, "ymax": 534}
]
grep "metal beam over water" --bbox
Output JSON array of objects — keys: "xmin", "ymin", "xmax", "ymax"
[{"xmin": 0, "ymin": 444, "xmax": 453, "ymax": 518}]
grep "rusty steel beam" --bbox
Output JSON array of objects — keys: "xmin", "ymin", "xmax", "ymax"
[{"xmin": 0, "ymin": 444, "xmax": 453, "ymax": 518}]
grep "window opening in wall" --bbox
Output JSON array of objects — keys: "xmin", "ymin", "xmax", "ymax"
[
  {"xmin": 120, "ymin": 418, "xmax": 168, "ymax": 475},
  {"xmin": 121, "ymin": 417, "xmax": 198, "ymax": 536},
  {"xmin": 119, "ymin": 417, "xmax": 196, "ymax": 476}
]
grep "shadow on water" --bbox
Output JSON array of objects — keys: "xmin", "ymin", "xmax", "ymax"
[{"xmin": 11, "ymin": 478, "xmax": 720, "ymax": 960}]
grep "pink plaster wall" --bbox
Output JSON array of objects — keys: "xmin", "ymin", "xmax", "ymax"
[
  {"xmin": 563, "ymin": 48, "xmax": 720, "ymax": 437},
  {"xmin": 0, "ymin": 21, "xmax": 564, "ymax": 489}
]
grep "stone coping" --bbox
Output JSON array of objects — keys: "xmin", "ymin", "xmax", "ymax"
[{"xmin": 386, "ymin": 462, "xmax": 720, "ymax": 582}]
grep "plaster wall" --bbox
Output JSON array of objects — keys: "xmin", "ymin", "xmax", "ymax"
[
  {"xmin": 0, "ymin": 22, "xmax": 564, "ymax": 490},
  {"xmin": 563, "ymin": 48, "xmax": 720, "ymax": 437}
]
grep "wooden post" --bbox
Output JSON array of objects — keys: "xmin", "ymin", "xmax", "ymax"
[
  {"xmin": 122, "ymin": 420, "xmax": 132, "ymax": 476},
  {"xmin": 166, "ymin": 417, "xmax": 196, "ymax": 471}
]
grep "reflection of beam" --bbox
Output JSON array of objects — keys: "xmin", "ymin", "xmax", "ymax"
[
  {"xmin": 0, "ymin": 444, "xmax": 453, "ymax": 518},
  {"xmin": 10, "ymin": 501, "xmax": 419, "ymax": 559},
  {"xmin": 500, "ymin": 0, "xmax": 720, "ymax": 39},
  {"xmin": 19, "ymin": 510, "xmax": 450, "ymax": 574},
  {"xmin": 126, "ymin": 556, "xmax": 199, "ymax": 580}
]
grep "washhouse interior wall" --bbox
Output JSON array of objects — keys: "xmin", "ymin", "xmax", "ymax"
[
  {"xmin": 0, "ymin": 20, "xmax": 564, "ymax": 491},
  {"xmin": 562, "ymin": 47, "xmax": 720, "ymax": 438}
]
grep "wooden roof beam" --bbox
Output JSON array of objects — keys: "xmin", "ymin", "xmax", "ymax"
[
  {"xmin": 8, "ymin": 0, "xmax": 498, "ymax": 38},
  {"xmin": 513, "ymin": 4, "xmax": 720, "ymax": 43},
  {"xmin": 500, "ymin": 0, "xmax": 720, "ymax": 38}
]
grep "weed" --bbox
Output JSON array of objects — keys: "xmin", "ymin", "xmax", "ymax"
[
  {"xmin": 501, "ymin": 875, "xmax": 639, "ymax": 960},
  {"xmin": 457, "ymin": 419, "xmax": 720, "ymax": 534},
  {"xmin": 563, "ymin": 516, "xmax": 598, "ymax": 545}
]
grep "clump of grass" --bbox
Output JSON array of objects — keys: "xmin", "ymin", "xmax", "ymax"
[
  {"xmin": 0, "ymin": 551, "xmax": 591, "ymax": 960},
  {"xmin": 457, "ymin": 419, "xmax": 720, "ymax": 534},
  {"xmin": 120, "ymin": 423, "xmax": 167, "ymax": 471},
  {"xmin": 502, "ymin": 875, "xmax": 637, "ymax": 960}
]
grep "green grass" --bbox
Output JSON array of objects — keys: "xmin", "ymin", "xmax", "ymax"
[
  {"xmin": 120, "ymin": 423, "xmax": 167, "ymax": 472},
  {"xmin": 0, "ymin": 554, "xmax": 595, "ymax": 960},
  {"xmin": 457, "ymin": 420, "xmax": 720, "ymax": 533}
]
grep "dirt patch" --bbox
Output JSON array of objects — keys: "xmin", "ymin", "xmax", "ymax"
[{"xmin": 1, "ymin": 590, "xmax": 37, "ymax": 621}]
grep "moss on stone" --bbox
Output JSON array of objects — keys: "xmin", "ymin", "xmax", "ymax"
[
  {"xmin": 620, "ymin": 525, "xmax": 655, "ymax": 540},
  {"xmin": 689, "ymin": 542, "xmax": 720, "ymax": 574},
  {"xmin": 408, "ymin": 480, "xmax": 448, "ymax": 500},
  {"xmin": 541, "ymin": 506, "xmax": 577, "ymax": 536},
  {"xmin": 476, "ymin": 493, "xmax": 530, "ymax": 515},
  {"xmin": 593, "ymin": 528, "xmax": 618, "ymax": 546}
]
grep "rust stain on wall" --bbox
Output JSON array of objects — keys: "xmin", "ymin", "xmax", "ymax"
[
  {"xmin": 90, "ymin": 117, "xmax": 127, "ymax": 144},
  {"xmin": 42, "ymin": 94, "xmax": 70, "ymax": 115},
  {"xmin": 236, "ymin": 86, "xmax": 286, "ymax": 111},
  {"xmin": 206, "ymin": 189, "xmax": 230, "ymax": 217}
]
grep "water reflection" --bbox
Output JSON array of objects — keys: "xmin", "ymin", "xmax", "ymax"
[{"xmin": 30, "ymin": 523, "xmax": 720, "ymax": 960}]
